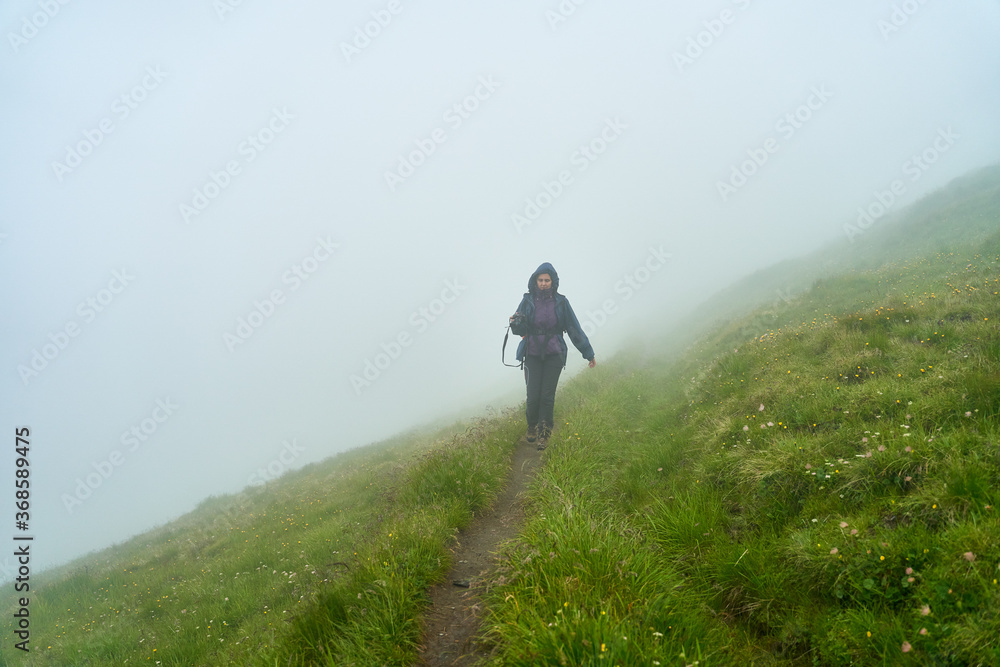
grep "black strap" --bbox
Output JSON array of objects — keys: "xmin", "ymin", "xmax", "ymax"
[
  {"xmin": 532, "ymin": 327, "xmax": 560, "ymax": 362},
  {"xmin": 502, "ymin": 326, "xmax": 523, "ymax": 368}
]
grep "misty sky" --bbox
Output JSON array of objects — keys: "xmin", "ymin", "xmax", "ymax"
[{"xmin": 2, "ymin": 1, "xmax": 999, "ymax": 574}]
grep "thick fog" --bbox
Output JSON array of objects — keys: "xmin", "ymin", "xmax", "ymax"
[{"xmin": 2, "ymin": 1, "xmax": 999, "ymax": 574}]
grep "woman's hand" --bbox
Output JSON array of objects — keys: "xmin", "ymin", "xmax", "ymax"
[{"xmin": 589, "ymin": 357, "xmax": 596, "ymax": 368}]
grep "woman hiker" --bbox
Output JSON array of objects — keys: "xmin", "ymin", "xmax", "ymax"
[{"xmin": 509, "ymin": 262, "xmax": 596, "ymax": 450}]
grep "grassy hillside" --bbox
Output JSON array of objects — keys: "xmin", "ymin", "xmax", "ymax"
[
  {"xmin": 4, "ymin": 165, "xmax": 998, "ymax": 666},
  {"xmin": 480, "ymin": 234, "xmax": 1000, "ymax": 661},
  {"xmin": 666, "ymin": 164, "xmax": 1000, "ymax": 347},
  {"xmin": 3, "ymin": 417, "xmax": 523, "ymax": 666}
]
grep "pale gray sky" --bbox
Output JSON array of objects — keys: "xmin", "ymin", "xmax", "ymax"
[{"xmin": 2, "ymin": 0, "xmax": 999, "ymax": 573}]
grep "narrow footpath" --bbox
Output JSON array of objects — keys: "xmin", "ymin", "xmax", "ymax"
[{"xmin": 418, "ymin": 434, "xmax": 542, "ymax": 666}]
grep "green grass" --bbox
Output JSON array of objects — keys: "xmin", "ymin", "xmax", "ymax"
[
  {"xmin": 3, "ymin": 166, "xmax": 999, "ymax": 665},
  {"xmin": 1, "ymin": 414, "xmax": 524, "ymax": 666},
  {"xmin": 479, "ymin": 225, "xmax": 1000, "ymax": 665}
]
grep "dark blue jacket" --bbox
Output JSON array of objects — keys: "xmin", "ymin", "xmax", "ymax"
[{"xmin": 511, "ymin": 263, "xmax": 595, "ymax": 365}]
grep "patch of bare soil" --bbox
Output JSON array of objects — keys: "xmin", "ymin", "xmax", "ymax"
[{"xmin": 417, "ymin": 435, "xmax": 541, "ymax": 666}]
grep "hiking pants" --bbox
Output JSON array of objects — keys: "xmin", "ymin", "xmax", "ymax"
[{"xmin": 524, "ymin": 354, "xmax": 563, "ymax": 430}]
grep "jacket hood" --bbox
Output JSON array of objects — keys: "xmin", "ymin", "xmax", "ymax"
[{"xmin": 528, "ymin": 262, "xmax": 559, "ymax": 294}]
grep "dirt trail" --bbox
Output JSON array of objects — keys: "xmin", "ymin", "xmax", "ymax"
[{"xmin": 417, "ymin": 435, "xmax": 541, "ymax": 666}]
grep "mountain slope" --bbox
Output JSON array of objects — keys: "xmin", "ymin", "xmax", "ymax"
[
  {"xmin": 480, "ymin": 201, "xmax": 1000, "ymax": 664},
  {"xmin": 4, "ymin": 165, "xmax": 998, "ymax": 666}
]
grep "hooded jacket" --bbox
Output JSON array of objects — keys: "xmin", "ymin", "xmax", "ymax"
[{"xmin": 510, "ymin": 262, "xmax": 595, "ymax": 365}]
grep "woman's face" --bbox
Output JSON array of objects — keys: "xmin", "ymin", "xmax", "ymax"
[{"xmin": 536, "ymin": 273, "xmax": 552, "ymax": 290}]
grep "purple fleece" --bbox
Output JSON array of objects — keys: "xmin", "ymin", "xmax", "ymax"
[{"xmin": 525, "ymin": 290, "xmax": 562, "ymax": 356}]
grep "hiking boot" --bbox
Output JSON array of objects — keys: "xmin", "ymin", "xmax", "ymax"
[
  {"xmin": 525, "ymin": 425, "xmax": 537, "ymax": 444},
  {"xmin": 537, "ymin": 424, "xmax": 552, "ymax": 450}
]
